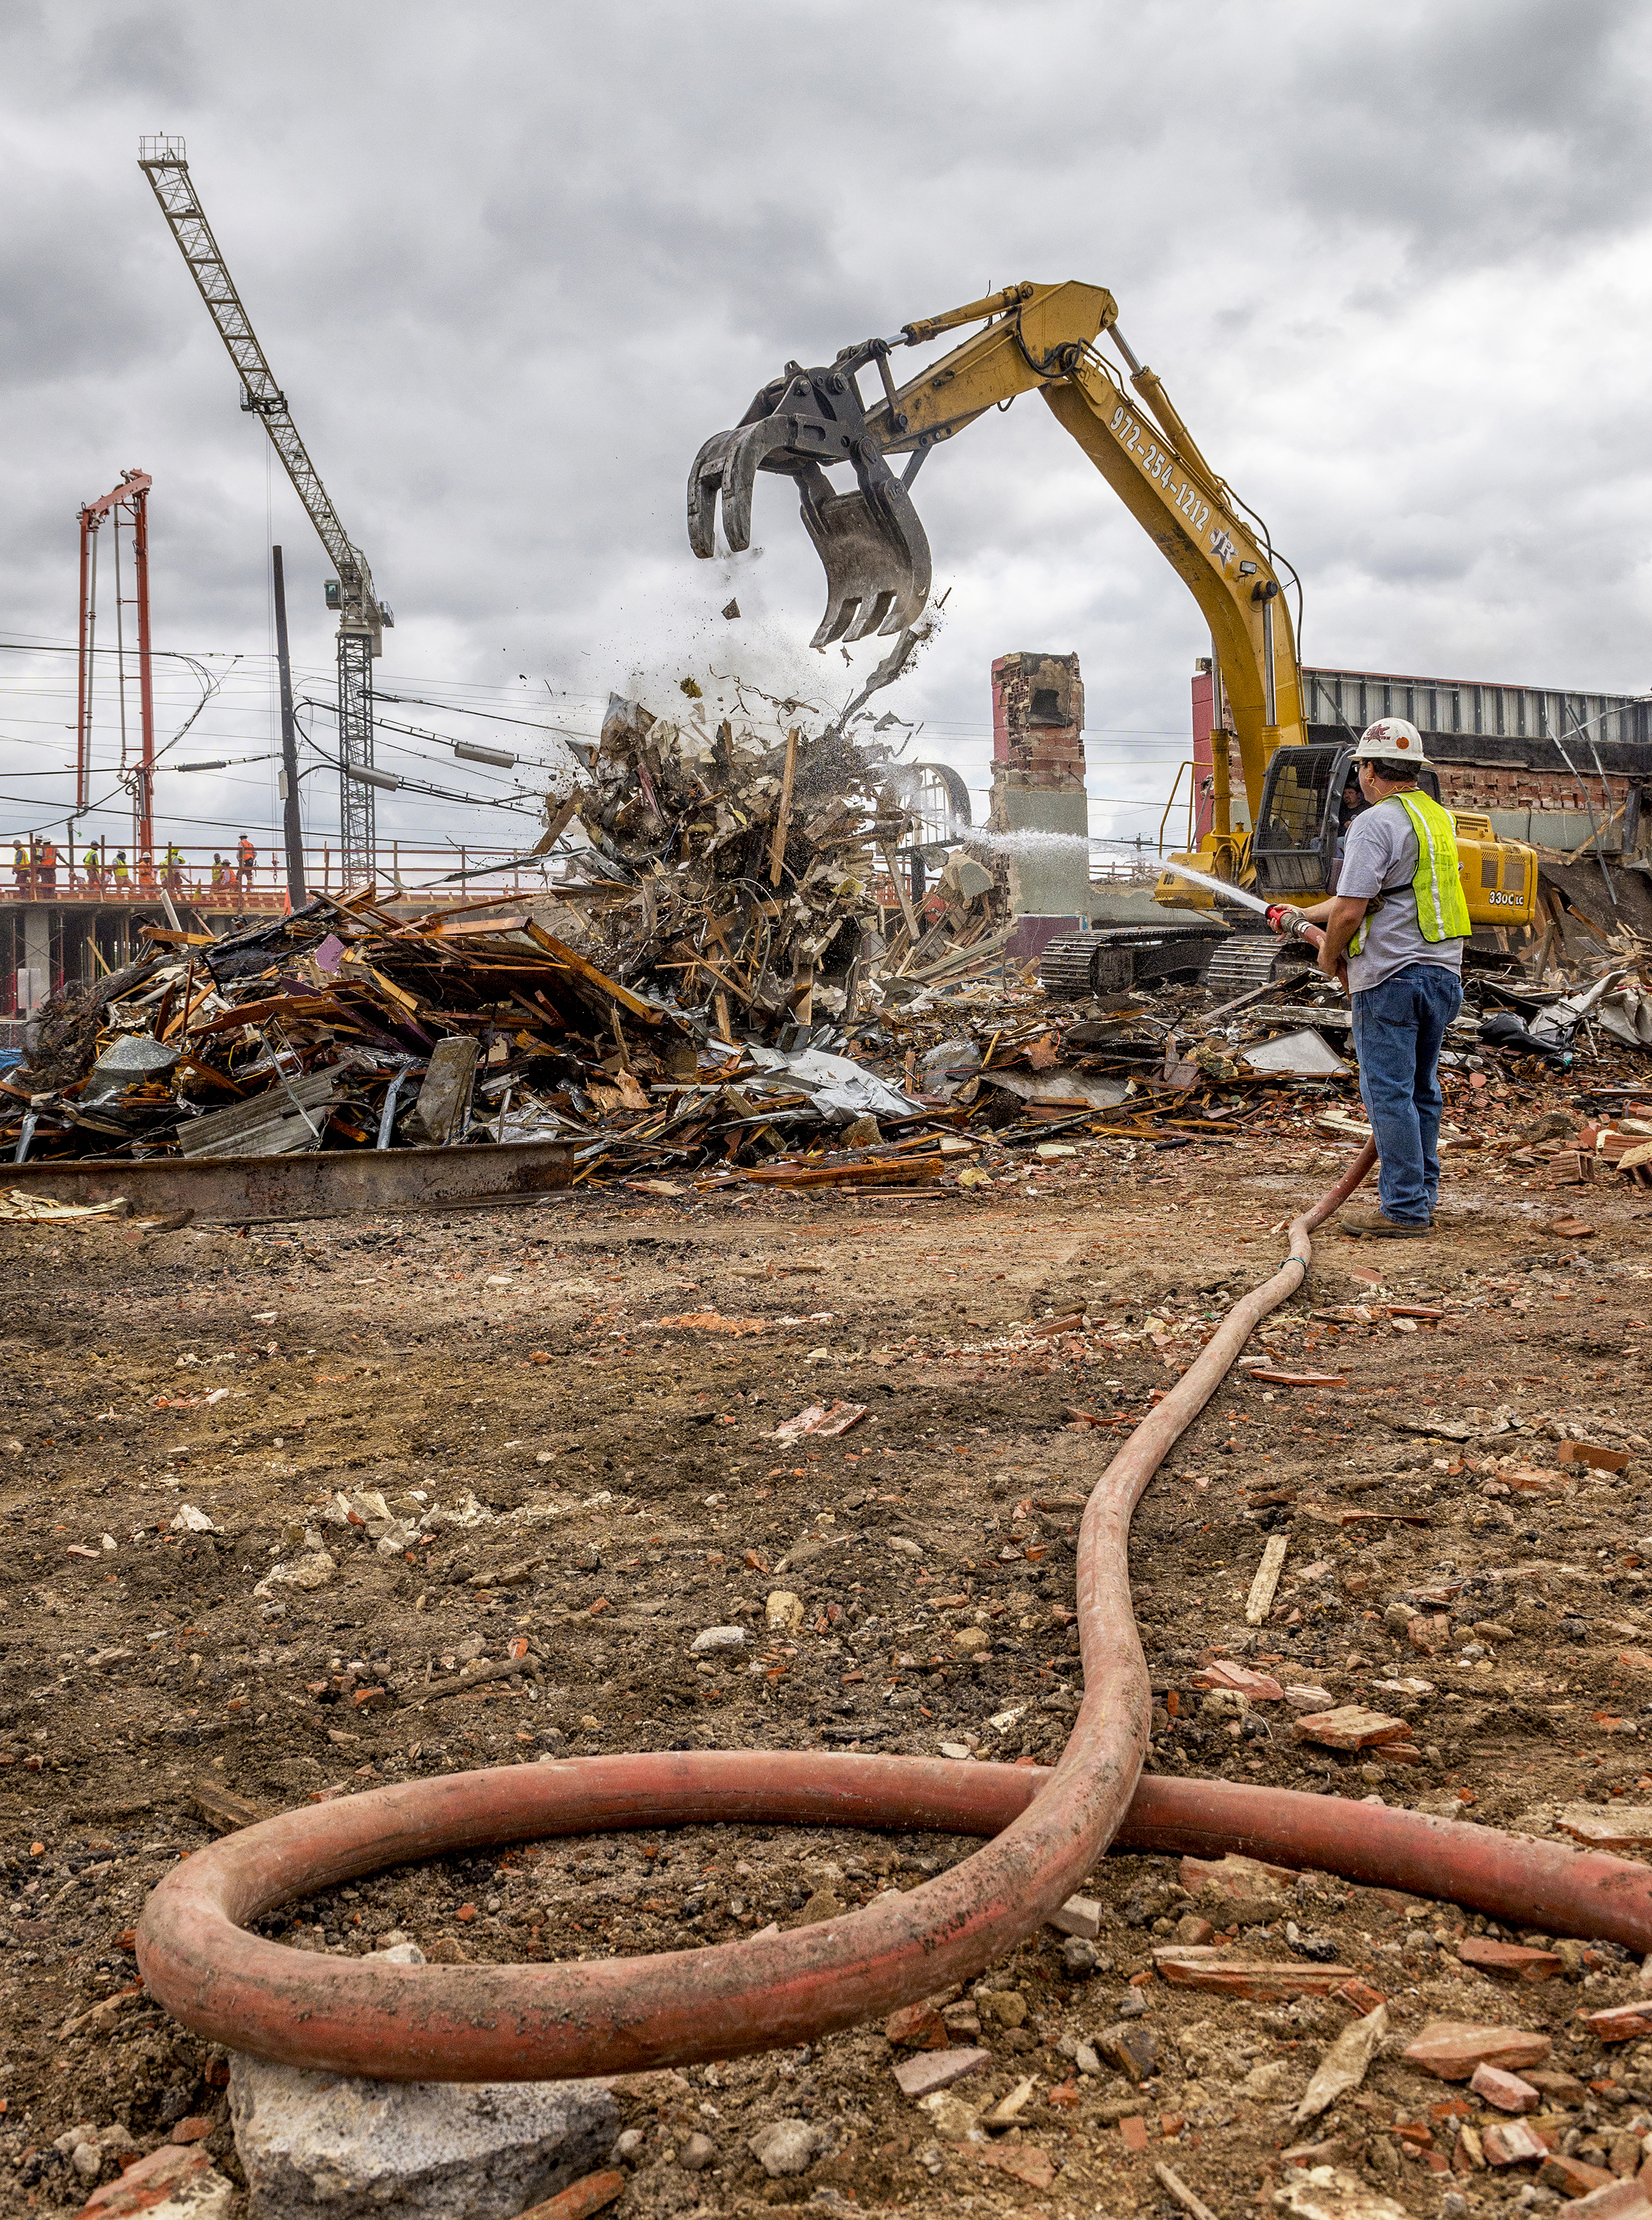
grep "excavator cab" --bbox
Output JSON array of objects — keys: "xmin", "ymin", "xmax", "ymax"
[
  {"xmin": 1252, "ymin": 746, "xmax": 1348, "ymax": 898},
  {"xmin": 1253, "ymin": 744, "xmax": 1443, "ymax": 900},
  {"xmin": 687, "ymin": 344, "xmax": 932, "ymax": 650}
]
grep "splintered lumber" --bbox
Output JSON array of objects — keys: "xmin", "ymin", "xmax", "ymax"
[
  {"xmin": 1294, "ymin": 2003, "xmax": 1388, "ymax": 2126},
  {"xmin": 186, "ymin": 1781, "xmax": 272, "ymax": 1834},
  {"xmin": 768, "ymin": 727, "xmax": 800, "ymax": 887},
  {"xmin": 880, "ymin": 843, "xmax": 920, "ymax": 938},
  {"xmin": 523, "ymin": 920, "xmax": 659, "ymax": 1020},
  {"xmin": 1244, "ymin": 1533, "xmax": 1289, "ymax": 1625}
]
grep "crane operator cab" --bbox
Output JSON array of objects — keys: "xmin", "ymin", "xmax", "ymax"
[{"xmin": 1251, "ymin": 742, "xmax": 1444, "ymax": 901}]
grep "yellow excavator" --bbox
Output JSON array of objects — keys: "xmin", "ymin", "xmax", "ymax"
[{"xmin": 689, "ymin": 280, "xmax": 1538, "ymax": 997}]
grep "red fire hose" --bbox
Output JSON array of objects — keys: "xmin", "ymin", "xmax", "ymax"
[{"xmin": 138, "ymin": 1133, "xmax": 1646, "ymax": 2079}]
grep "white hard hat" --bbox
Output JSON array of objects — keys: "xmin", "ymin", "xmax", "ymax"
[{"xmin": 1353, "ymin": 718, "xmax": 1429, "ymax": 769}]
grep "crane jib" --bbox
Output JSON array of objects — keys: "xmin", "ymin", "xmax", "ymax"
[{"xmin": 137, "ymin": 134, "xmax": 387, "ymax": 887}]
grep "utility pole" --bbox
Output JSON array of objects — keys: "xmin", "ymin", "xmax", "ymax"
[{"xmin": 271, "ymin": 545, "xmax": 307, "ymax": 905}]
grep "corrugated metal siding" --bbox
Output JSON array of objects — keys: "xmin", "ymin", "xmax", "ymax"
[{"xmin": 1302, "ymin": 668, "xmax": 1647, "ymax": 749}]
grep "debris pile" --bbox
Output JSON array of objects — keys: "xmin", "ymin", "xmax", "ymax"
[
  {"xmin": 5, "ymin": 681, "xmax": 1647, "ymax": 1200},
  {"xmin": 576, "ymin": 691, "xmax": 1008, "ymax": 1022},
  {"xmin": 0, "ymin": 888, "xmax": 696, "ymax": 1168}
]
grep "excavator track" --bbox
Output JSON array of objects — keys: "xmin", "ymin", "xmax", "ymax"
[
  {"xmin": 1037, "ymin": 921, "xmax": 1228, "ymax": 1000},
  {"xmin": 1201, "ymin": 931, "xmax": 1317, "ymax": 1003}
]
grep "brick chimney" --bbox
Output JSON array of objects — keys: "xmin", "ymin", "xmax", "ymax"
[{"xmin": 987, "ymin": 652, "xmax": 1091, "ymax": 918}]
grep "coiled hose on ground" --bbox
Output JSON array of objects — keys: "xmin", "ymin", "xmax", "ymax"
[{"xmin": 137, "ymin": 1136, "xmax": 1652, "ymax": 2079}]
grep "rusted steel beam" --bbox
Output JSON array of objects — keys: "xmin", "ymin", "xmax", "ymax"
[{"xmin": 2, "ymin": 1137, "xmax": 576, "ymax": 1224}]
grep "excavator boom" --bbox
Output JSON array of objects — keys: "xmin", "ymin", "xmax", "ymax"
[
  {"xmin": 688, "ymin": 280, "xmax": 1304, "ymax": 849},
  {"xmin": 689, "ymin": 282, "xmax": 1538, "ymax": 959}
]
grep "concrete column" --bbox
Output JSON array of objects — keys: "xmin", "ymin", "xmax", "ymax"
[{"xmin": 22, "ymin": 907, "xmax": 50, "ymax": 1008}]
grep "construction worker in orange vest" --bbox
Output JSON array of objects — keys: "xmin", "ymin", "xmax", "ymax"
[
  {"xmin": 236, "ymin": 833, "xmax": 257, "ymax": 892},
  {"xmin": 37, "ymin": 837, "xmax": 56, "ymax": 893}
]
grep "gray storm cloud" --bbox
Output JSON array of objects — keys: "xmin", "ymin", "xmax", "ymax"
[{"xmin": 3, "ymin": 0, "xmax": 1649, "ymax": 859}]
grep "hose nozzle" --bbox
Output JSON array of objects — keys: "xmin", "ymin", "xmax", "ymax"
[{"xmin": 1266, "ymin": 903, "xmax": 1324, "ymax": 950}]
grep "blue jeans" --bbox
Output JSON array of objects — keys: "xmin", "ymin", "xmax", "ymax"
[{"xmin": 1349, "ymin": 963, "xmax": 1463, "ymax": 1225}]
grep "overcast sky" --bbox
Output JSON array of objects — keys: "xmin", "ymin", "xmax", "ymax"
[{"xmin": 4, "ymin": 0, "xmax": 1651, "ymax": 876}]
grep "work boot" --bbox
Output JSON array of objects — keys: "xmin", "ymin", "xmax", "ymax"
[{"xmin": 1337, "ymin": 1210, "xmax": 1432, "ymax": 1239}]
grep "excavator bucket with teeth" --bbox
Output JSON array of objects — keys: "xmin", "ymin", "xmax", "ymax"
[{"xmin": 688, "ymin": 357, "xmax": 931, "ymax": 650}]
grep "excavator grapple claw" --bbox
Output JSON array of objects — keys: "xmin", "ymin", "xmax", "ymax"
[{"xmin": 687, "ymin": 358, "xmax": 932, "ymax": 650}]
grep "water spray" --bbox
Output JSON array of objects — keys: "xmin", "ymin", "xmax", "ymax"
[{"xmin": 1154, "ymin": 857, "xmax": 1328, "ymax": 954}]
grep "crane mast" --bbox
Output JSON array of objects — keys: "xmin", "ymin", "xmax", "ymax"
[{"xmin": 137, "ymin": 135, "xmax": 392, "ymax": 885}]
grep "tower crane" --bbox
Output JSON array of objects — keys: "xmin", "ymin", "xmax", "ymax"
[{"xmin": 137, "ymin": 135, "xmax": 393, "ymax": 886}]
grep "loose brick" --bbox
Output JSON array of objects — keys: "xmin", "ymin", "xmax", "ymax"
[
  {"xmin": 1458, "ymin": 1938, "xmax": 1563, "ymax": 1983},
  {"xmin": 1402, "ymin": 2019, "xmax": 1552, "ymax": 2082},
  {"xmin": 891, "ymin": 2047, "xmax": 990, "ymax": 2099},
  {"xmin": 1483, "ymin": 2120, "xmax": 1550, "ymax": 2166},
  {"xmin": 1470, "ymin": 2063, "xmax": 1541, "ymax": 2112}
]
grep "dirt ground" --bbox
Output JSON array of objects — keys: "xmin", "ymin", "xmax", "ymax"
[{"xmin": 2, "ymin": 1112, "xmax": 1650, "ymax": 2216}]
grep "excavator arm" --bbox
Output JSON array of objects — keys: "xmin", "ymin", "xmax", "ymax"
[
  {"xmin": 690, "ymin": 281, "xmax": 1538, "ymax": 944},
  {"xmin": 688, "ymin": 279, "xmax": 1306, "ymax": 853}
]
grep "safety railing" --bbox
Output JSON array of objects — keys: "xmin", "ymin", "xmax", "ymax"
[{"xmin": 1, "ymin": 840, "xmax": 592, "ymax": 907}]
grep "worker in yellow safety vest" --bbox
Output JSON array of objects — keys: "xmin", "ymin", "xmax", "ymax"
[{"xmin": 1284, "ymin": 719, "xmax": 1470, "ymax": 1237}]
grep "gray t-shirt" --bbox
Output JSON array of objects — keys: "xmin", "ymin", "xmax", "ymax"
[{"xmin": 1337, "ymin": 796, "xmax": 1466, "ymax": 994}]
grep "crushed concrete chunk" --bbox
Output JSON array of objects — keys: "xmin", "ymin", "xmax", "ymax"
[
  {"xmin": 229, "ymin": 2053, "xmax": 616, "ymax": 2219},
  {"xmin": 1274, "ymin": 2164, "xmax": 1410, "ymax": 2220},
  {"xmin": 1556, "ymin": 1803, "xmax": 1652, "ymax": 1849},
  {"xmin": 747, "ymin": 2118, "xmax": 827, "ymax": 2177}
]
